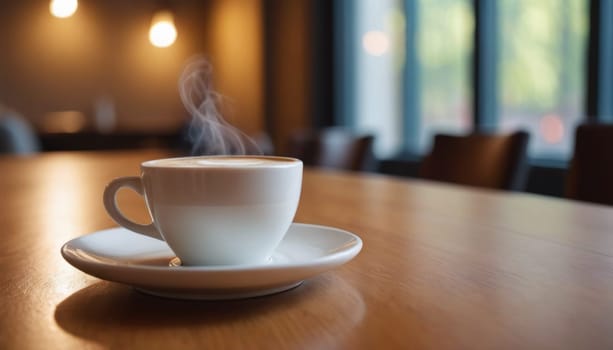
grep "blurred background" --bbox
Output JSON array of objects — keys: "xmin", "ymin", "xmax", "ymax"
[{"xmin": 0, "ymin": 0, "xmax": 610, "ymax": 198}]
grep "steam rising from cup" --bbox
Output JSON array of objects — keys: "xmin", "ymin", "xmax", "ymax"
[{"xmin": 179, "ymin": 56, "xmax": 260, "ymax": 155}]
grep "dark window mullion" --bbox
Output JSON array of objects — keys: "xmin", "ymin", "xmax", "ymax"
[
  {"xmin": 333, "ymin": 0, "xmax": 356, "ymax": 128},
  {"xmin": 402, "ymin": 0, "xmax": 420, "ymax": 152},
  {"xmin": 473, "ymin": 0, "xmax": 498, "ymax": 132},
  {"xmin": 586, "ymin": 0, "xmax": 613, "ymax": 122}
]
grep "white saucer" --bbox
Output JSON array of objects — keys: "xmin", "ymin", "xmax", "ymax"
[{"xmin": 61, "ymin": 223, "xmax": 362, "ymax": 300}]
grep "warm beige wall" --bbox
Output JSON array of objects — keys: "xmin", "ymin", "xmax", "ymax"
[
  {"xmin": 267, "ymin": 0, "xmax": 311, "ymax": 154},
  {"xmin": 206, "ymin": 0, "xmax": 264, "ymax": 136},
  {"xmin": 0, "ymin": 0, "xmax": 265, "ymax": 135}
]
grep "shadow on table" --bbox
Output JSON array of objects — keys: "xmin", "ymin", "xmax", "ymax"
[
  {"xmin": 55, "ymin": 274, "xmax": 365, "ymax": 347},
  {"xmin": 54, "ymin": 280, "xmax": 314, "ymax": 339}
]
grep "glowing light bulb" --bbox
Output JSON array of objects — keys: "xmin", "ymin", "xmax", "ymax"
[
  {"xmin": 362, "ymin": 31, "xmax": 390, "ymax": 56},
  {"xmin": 50, "ymin": 0, "xmax": 78, "ymax": 18},
  {"xmin": 149, "ymin": 11, "xmax": 177, "ymax": 48}
]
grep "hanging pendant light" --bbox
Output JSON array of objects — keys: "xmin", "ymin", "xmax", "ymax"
[
  {"xmin": 49, "ymin": 0, "xmax": 78, "ymax": 18},
  {"xmin": 149, "ymin": 10, "xmax": 177, "ymax": 48}
]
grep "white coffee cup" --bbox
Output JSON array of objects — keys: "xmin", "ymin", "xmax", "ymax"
[{"xmin": 103, "ymin": 155, "xmax": 302, "ymax": 266}]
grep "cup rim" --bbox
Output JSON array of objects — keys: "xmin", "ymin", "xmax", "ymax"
[{"xmin": 141, "ymin": 155, "xmax": 302, "ymax": 169}]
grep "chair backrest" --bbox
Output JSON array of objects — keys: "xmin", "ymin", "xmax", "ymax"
[
  {"xmin": 419, "ymin": 131, "xmax": 530, "ymax": 190},
  {"xmin": 287, "ymin": 128, "xmax": 376, "ymax": 171},
  {"xmin": 0, "ymin": 113, "xmax": 40, "ymax": 155},
  {"xmin": 566, "ymin": 123, "xmax": 613, "ymax": 205}
]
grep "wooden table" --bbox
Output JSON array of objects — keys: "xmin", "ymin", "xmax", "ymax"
[{"xmin": 2, "ymin": 150, "xmax": 613, "ymax": 349}]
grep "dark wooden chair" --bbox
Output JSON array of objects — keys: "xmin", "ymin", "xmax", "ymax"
[
  {"xmin": 287, "ymin": 128, "xmax": 376, "ymax": 171},
  {"xmin": 566, "ymin": 123, "xmax": 613, "ymax": 205},
  {"xmin": 419, "ymin": 131, "xmax": 530, "ymax": 191}
]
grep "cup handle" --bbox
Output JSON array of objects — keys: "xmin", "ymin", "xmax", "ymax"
[{"xmin": 103, "ymin": 176, "xmax": 163, "ymax": 240}]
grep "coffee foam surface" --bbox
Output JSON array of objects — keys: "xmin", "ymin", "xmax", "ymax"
[{"xmin": 144, "ymin": 156, "xmax": 297, "ymax": 168}]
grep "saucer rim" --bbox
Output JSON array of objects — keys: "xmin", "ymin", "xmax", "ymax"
[
  {"xmin": 61, "ymin": 223, "xmax": 363, "ymax": 273},
  {"xmin": 60, "ymin": 223, "xmax": 362, "ymax": 299}
]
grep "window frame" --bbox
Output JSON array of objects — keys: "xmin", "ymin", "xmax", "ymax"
[{"xmin": 333, "ymin": 0, "xmax": 611, "ymax": 164}]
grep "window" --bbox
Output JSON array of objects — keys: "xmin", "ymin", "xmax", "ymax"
[
  {"xmin": 498, "ymin": 0, "xmax": 588, "ymax": 159},
  {"xmin": 352, "ymin": 0, "xmax": 404, "ymax": 158},
  {"xmin": 417, "ymin": 0, "xmax": 473, "ymax": 151},
  {"xmin": 337, "ymin": 0, "xmax": 596, "ymax": 162},
  {"xmin": 345, "ymin": 0, "xmax": 472, "ymax": 157}
]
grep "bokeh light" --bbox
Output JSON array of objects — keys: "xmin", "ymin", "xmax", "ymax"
[
  {"xmin": 49, "ymin": 0, "xmax": 78, "ymax": 18},
  {"xmin": 362, "ymin": 31, "xmax": 390, "ymax": 56},
  {"xmin": 149, "ymin": 11, "xmax": 177, "ymax": 48},
  {"xmin": 540, "ymin": 113, "xmax": 565, "ymax": 144}
]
